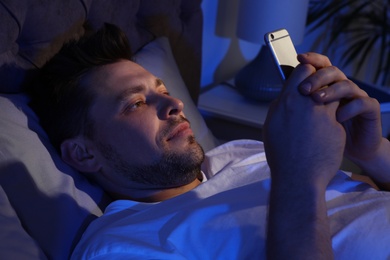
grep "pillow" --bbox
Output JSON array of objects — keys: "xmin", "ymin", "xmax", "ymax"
[
  {"xmin": 0, "ymin": 37, "xmax": 216, "ymax": 259},
  {"xmin": 0, "ymin": 93, "xmax": 111, "ymax": 259},
  {"xmin": 133, "ymin": 37, "xmax": 218, "ymax": 152},
  {"xmin": 0, "ymin": 185, "xmax": 46, "ymax": 259}
]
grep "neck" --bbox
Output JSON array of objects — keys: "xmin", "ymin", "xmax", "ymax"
[
  {"xmin": 108, "ymin": 177, "xmax": 202, "ymax": 203},
  {"xmin": 147, "ymin": 177, "xmax": 202, "ymax": 202}
]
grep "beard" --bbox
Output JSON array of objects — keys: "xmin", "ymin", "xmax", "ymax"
[{"xmin": 96, "ymin": 118, "xmax": 205, "ymax": 188}]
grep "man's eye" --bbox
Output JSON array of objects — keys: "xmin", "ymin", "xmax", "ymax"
[
  {"xmin": 132, "ymin": 100, "xmax": 146, "ymax": 109},
  {"xmin": 124, "ymin": 100, "xmax": 146, "ymax": 113}
]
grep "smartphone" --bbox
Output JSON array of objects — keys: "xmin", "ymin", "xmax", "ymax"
[{"xmin": 264, "ymin": 29, "xmax": 299, "ymax": 80}]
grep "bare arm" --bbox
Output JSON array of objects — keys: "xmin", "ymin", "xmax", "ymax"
[{"xmin": 267, "ymin": 178, "xmax": 333, "ymax": 259}]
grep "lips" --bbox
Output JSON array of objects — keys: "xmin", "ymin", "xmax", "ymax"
[{"xmin": 166, "ymin": 122, "xmax": 192, "ymax": 141}]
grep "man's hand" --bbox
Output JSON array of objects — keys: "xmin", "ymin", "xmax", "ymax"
[
  {"xmin": 263, "ymin": 53, "xmax": 345, "ymax": 188},
  {"xmin": 298, "ymin": 53, "xmax": 390, "ymax": 189},
  {"xmin": 297, "ymin": 53, "xmax": 382, "ymax": 163}
]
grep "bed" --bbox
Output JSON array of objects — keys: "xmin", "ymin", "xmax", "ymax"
[{"xmin": 0, "ymin": 0, "xmax": 218, "ymax": 259}]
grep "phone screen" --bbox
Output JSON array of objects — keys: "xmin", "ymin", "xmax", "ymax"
[{"xmin": 264, "ymin": 29, "xmax": 299, "ymax": 80}]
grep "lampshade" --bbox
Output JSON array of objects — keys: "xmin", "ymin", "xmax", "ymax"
[
  {"xmin": 236, "ymin": 0, "xmax": 309, "ymax": 45},
  {"xmin": 234, "ymin": 0, "xmax": 309, "ymax": 101}
]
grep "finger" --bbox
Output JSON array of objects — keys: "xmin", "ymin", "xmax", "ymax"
[
  {"xmin": 281, "ymin": 63, "xmax": 316, "ymax": 96},
  {"xmin": 336, "ymin": 96, "xmax": 380, "ymax": 123},
  {"xmin": 276, "ymin": 63, "xmax": 341, "ymax": 121},
  {"xmin": 311, "ymin": 79, "xmax": 368, "ymax": 104},
  {"xmin": 297, "ymin": 52, "xmax": 332, "ymax": 69},
  {"xmin": 298, "ymin": 66, "xmax": 348, "ymax": 96}
]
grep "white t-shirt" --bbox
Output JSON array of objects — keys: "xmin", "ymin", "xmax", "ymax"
[{"xmin": 71, "ymin": 140, "xmax": 390, "ymax": 259}]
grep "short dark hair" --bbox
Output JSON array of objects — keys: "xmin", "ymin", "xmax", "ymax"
[{"xmin": 29, "ymin": 23, "xmax": 132, "ymax": 151}]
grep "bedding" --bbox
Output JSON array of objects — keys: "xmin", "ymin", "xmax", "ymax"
[
  {"xmin": 0, "ymin": 185, "xmax": 46, "ymax": 259},
  {"xmin": 0, "ymin": 1, "xmax": 208, "ymax": 259},
  {"xmin": 72, "ymin": 140, "xmax": 390, "ymax": 259},
  {"xmin": 0, "ymin": 92, "xmax": 110, "ymax": 259}
]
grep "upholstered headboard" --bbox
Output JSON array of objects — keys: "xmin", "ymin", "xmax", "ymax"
[
  {"xmin": 0, "ymin": 0, "xmax": 202, "ymax": 103},
  {"xmin": 0, "ymin": 1, "xmax": 211, "ymax": 259}
]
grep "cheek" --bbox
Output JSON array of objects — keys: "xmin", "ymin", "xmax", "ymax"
[{"xmin": 95, "ymin": 117, "xmax": 163, "ymax": 164}]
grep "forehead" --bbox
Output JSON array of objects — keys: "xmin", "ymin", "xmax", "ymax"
[{"xmin": 85, "ymin": 60, "xmax": 157, "ymax": 96}]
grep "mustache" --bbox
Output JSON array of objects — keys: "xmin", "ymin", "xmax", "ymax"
[{"xmin": 160, "ymin": 115, "xmax": 191, "ymax": 139}]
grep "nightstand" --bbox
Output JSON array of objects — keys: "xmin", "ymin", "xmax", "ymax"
[{"xmin": 198, "ymin": 80, "xmax": 271, "ymax": 142}]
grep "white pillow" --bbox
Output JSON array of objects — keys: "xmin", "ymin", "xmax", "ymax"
[
  {"xmin": 0, "ymin": 185, "xmax": 46, "ymax": 259},
  {"xmin": 0, "ymin": 93, "xmax": 110, "ymax": 259},
  {"xmin": 0, "ymin": 37, "xmax": 216, "ymax": 259}
]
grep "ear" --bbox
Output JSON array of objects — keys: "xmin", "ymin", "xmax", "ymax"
[{"xmin": 60, "ymin": 137, "xmax": 101, "ymax": 173}]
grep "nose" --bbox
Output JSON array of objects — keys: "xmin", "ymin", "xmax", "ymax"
[{"xmin": 158, "ymin": 94, "xmax": 184, "ymax": 119}]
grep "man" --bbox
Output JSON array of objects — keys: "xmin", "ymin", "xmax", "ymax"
[{"xmin": 30, "ymin": 24, "xmax": 390, "ymax": 259}]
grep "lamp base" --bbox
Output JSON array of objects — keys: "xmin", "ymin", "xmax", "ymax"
[{"xmin": 235, "ymin": 46, "xmax": 283, "ymax": 102}]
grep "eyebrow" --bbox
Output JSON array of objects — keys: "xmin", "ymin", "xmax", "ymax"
[
  {"xmin": 116, "ymin": 78, "xmax": 165, "ymax": 102},
  {"xmin": 156, "ymin": 78, "xmax": 164, "ymax": 87}
]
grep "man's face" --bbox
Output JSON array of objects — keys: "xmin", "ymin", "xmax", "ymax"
[{"xmin": 83, "ymin": 60, "xmax": 204, "ymax": 191}]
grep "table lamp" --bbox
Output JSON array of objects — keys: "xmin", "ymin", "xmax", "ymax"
[{"xmin": 235, "ymin": 0, "xmax": 309, "ymax": 101}]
